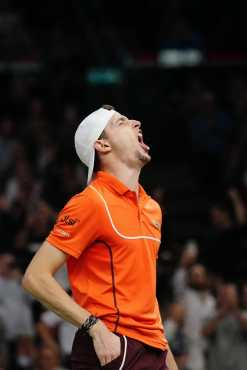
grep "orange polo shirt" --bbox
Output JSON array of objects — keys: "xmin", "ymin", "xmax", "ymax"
[{"xmin": 47, "ymin": 171, "xmax": 168, "ymax": 350}]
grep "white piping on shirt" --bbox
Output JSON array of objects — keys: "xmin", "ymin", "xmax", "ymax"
[
  {"xmin": 89, "ymin": 185, "xmax": 160, "ymax": 243},
  {"xmin": 119, "ymin": 335, "xmax": 127, "ymax": 370}
]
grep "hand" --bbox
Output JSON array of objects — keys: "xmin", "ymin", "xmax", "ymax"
[{"xmin": 89, "ymin": 320, "xmax": 121, "ymax": 366}]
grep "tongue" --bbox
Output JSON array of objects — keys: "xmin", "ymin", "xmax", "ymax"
[{"xmin": 140, "ymin": 141, "xmax": 150, "ymax": 152}]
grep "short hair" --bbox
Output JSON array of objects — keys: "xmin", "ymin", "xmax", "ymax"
[{"xmin": 102, "ymin": 104, "xmax": 115, "ymax": 111}]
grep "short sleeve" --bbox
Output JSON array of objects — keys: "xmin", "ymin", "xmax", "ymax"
[{"xmin": 46, "ymin": 193, "xmax": 100, "ymax": 258}]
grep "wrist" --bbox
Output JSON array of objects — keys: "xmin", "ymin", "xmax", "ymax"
[
  {"xmin": 79, "ymin": 314, "xmax": 99, "ymax": 336},
  {"xmin": 88, "ymin": 319, "xmax": 103, "ymax": 339}
]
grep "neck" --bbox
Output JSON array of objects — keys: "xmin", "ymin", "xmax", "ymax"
[{"xmin": 101, "ymin": 163, "xmax": 141, "ymax": 193}]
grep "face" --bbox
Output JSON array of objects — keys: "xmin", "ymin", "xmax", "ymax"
[
  {"xmin": 219, "ymin": 284, "xmax": 239, "ymax": 310},
  {"xmin": 189, "ymin": 265, "xmax": 208, "ymax": 290},
  {"xmin": 96, "ymin": 112, "xmax": 151, "ymax": 168},
  {"xmin": 181, "ymin": 249, "xmax": 198, "ymax": 267}
]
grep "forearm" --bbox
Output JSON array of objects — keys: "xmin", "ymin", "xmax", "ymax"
[
  {"xmin": 22, "ymin": 271, "xmax": 90, "ymax": 328},
  {"xmin": 166, "ymin": 345, "xmax": 178, "ymax": 370},
  {"xmin": 36, "ymin": 322, "xmax": 60, "ymax": 353}
]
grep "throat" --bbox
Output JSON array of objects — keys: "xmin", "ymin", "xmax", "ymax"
[{"xmin": 102, "ymin": 166, "xmax": 140, "ymax": 193}]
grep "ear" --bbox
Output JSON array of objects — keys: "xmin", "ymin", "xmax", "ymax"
[{"xmin": 94, "ymin": 139, "xmax": 111, "ymax": 154}]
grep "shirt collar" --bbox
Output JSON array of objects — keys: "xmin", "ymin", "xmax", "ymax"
[{"xmin": 94, "ymin": 171, "xmax": 148, "ymax": 199}]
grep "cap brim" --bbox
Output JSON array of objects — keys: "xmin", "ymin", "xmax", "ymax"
[{"xmin": 87, "ymin": 150, "xmax": 95, "ymax": 184}]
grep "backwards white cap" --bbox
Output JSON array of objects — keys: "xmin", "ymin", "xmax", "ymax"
[{"xmin": 74, "ymin": 107, "xmax": 117, "ymax": 184}]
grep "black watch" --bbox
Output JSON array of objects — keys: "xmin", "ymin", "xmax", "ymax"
[{"xmin": 79, "ymin": 315, "xmax": 98, "ymax": 335}]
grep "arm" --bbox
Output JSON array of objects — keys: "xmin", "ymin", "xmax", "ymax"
[
  {"xmin": 22, "ymin": 241, "xmax": 91, "ymax": 326},
  {"xmin": 22, "ymin": 240, "xmax": 120, "ymax": 366},
  {"xmin": 166, "ymin": 345, "xmax": 179, "ymax": 370},
  {"xmin": 36, "ymin": 321, "xmax": 60, "ymax": 354}
]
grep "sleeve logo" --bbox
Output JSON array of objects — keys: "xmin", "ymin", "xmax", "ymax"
[{"xmin": 59, "ymin": 215, "xmax": 80, "ymax": 226}]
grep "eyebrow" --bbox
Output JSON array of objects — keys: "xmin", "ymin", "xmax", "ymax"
[{"xmin": 115, "ymin": 115, "xmax": 127, "ymax": 124}]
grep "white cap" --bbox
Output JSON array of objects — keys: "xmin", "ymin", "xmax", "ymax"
[{"xmin": 74, "ymin": 107, "xmax": 117, "ymax": 183}]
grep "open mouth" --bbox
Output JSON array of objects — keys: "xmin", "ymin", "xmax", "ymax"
[{"xmin": 138, "ymin": 131, "xmax": 150, "ymax": 153}]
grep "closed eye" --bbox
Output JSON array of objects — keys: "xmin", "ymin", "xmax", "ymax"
[{"xmin": 117, "ymin": 117, "xmax": 127, "ymax": 125}]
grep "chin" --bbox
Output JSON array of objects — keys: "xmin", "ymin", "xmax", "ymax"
[{"xmin": 139, "ymin": 152, "xmax": 151, "ymax": 165}]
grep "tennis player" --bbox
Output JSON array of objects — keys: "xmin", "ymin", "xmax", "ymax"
[{"xmin": 22, "ymin": 105, "xmax": 178, "ymax": 370}]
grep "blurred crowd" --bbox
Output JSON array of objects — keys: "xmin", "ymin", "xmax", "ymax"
[
  {"xmin": 1, "ymin": 73, "xmax": 247, "ymax": 369},
  {"xmin": 0, "ymin": 81, "xmax": 247, "ymax": 370},
  {"xmin": 1, "ymin": 1, "xmax": 247, "ymax": 370},
  {"xmin": 162, "ymin": 242, "xmax": 247, "ymax": 370},
  {"xmin": 0, "ymin": 0, "xmax": 245, "ymax": 68},
  {"xmin": 0, "ymin": 98, "xmax": 86, "ymax": 369},
  {"xmin": 0, "ymin": 252, "xmax": 76, "ymax": 370}
]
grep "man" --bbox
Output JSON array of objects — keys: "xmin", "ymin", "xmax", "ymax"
[
  {"xmin": 203, "ymin": 283, "xmax": 247, "ymax": 370},
  {"xmin": 182, "ymin": 264, "xmax": 215, "ymax": 370},
  {"xmin": 22, "ymin": 105, "xmax": 178, "ymax": 370},
  {"xmin": 172, "ymin": 240, "xmax": 198, "ymax": 302}
]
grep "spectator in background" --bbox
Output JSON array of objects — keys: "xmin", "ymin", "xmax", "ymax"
[
  {"xmin": 205, "ymin": 188, "xmax": 247, "ymax": 280},
  {"xmin": 37, "ymin": 305, "xmax": 77, "ymax": 368},
  {"xmin": 0, "ymin": 254, "xmax": 35, "ymax": 370},
  {"xmin": 2, "ymin": 158, "xmax": 40, "ymax": 210},
  {"xmin": 34, "ymin": 346, "xmax": 68, "ymax": 370},
  {"xmin": 203, "ymin": 284, "xmax": 247, "ymax": 370},
  {"xmin": 182, "ymin": 264, "xmax": 216, "ymax": 370},
  {"xmin": 16, "ymin": 336, "xmax": 36, "ymax": 370},
  {"xmin": 210, "ymin": 188, "xmax": 246, "ymax": 230},
  {"xmin": 14, "ymin": 200, "xmax": 55, "ymax": 253},
  {"xmin": 172, "ymin": 240, "xmax": 198, "ymax": 302},
  {"xmin": 164, "ymin": 303, "xmax": 187, "ymax": 370}
]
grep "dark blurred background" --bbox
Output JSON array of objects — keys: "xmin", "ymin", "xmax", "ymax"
[{"xmin": 1, "ymin": 1, "xmax": 247, "ymax": 370}]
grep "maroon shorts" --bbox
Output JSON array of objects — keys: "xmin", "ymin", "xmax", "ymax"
[{"xmin": 71, "ymin": 329, "xmax": 168, "ymax": 370}]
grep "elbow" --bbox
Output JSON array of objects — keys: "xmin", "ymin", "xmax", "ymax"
[
  {"xmin": 22, "ymin": 271, "xmax": 35, "ymax": 292},
  {"xmin": 22, "ymin": 268, "xmax": 52, "ymax": 297},
  {"xmin": 22, "ymin": 269, "xmax": 43, "ymax": 295}
]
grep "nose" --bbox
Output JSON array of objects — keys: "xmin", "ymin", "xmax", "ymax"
[{"xmin": 130, "ymin": 120, "xmax": 141, "ymax": 129}]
